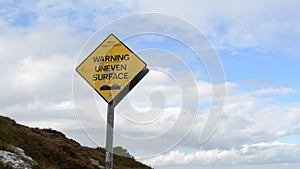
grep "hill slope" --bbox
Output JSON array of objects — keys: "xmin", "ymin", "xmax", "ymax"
[{"xmin": 0, "ymin": 115, "xmax": 151, "ymax": 169}]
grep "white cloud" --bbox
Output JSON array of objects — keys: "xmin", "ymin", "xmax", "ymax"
[
  {"xmin": 128, "ymin": 0, "xmax": 300, "ymax": 56},
  {"xmin": 0, "ymin": 55, "xmax": 75, "ymax": 107},
  {"xmin": 143, "ymin": 142, "xmax": 300, "ymax": 166},
  {"xmin": 192, "ymin": 83, "xmax": 300, "ymax": 150},
  {"xmin": 2, "ymin": 0, "xmax": 300, "ymax": 57},
  {"xmin": 73, "ymin": 76, "xmax": 300, "ymax": 158},
  {"xmin": 252, "ymin": 88, "xmax": 297, "ymax": 95},
  {"xmin": 0, "ymin": 0, "xmax": 89, "ymax": 135}
]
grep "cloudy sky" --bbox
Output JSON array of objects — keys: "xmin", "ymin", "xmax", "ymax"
[{"xmin": 1, "ymin": 1, "xmax": 300, "ymax": 169}]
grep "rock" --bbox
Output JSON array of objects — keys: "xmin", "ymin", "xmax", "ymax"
[
  {"xmin": 90, "ymin": 158, "xmax": 105, "ymax": 169},
  {"xmin": 0, "ymin": 147, "xmax": 39, "ymax": 169}
]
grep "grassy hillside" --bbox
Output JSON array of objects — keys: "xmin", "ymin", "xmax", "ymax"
[{"xmin": 0, "ymin": 115, "xmax": 151, "ymax": 169}]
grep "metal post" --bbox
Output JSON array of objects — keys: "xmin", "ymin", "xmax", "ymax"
[{"xmin": 105, "ymin": 102, "xmax": 114, "ymax": 169}]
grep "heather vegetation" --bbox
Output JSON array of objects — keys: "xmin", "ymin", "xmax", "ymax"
[{"xmin": 0, "ymin": 116, "xmax": 151, "ymax": 169}]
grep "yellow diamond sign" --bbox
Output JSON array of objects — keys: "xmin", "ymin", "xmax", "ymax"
[{"xmin": 76, "ymin": 34, "xmax": 147, "ymax": 104}]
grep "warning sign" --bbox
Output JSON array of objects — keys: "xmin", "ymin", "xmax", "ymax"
[{"xmin": 76, "ymin": 34, "xmax": 147, "ymax": 103}]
